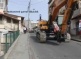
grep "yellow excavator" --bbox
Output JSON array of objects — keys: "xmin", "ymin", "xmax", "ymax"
[{"xmin": 36, "ymin": 0, "xmax": 79, "ymax": 43}]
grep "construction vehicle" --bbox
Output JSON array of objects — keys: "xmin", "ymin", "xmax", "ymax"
[{"xmin": 36, "ymin": 0, "xmax": 79, "ymax": 43}]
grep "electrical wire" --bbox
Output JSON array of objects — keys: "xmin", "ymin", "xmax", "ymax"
[
  {"xmin": 9, "ymin": 0, "xmax": 47, "ymax": 6},
  {"xmin": 9, "ymin": 0, "xmax": 27, "ymax": 6},
  {"xmin": 31, "ymin": 0, "xmax": 45, "ymax": 5}
]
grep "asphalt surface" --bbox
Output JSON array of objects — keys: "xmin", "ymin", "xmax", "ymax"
[
  {"xmin": 29, "ymin": 33, "xmax": 81, "ymax": 59},
  {"xmin": 0, "ymin": 56, "xmax": 3, "ymax": 59}
]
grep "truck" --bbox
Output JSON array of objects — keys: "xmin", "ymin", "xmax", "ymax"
[{"xmin": 36, "ymin": 0, "xmax": 79, "ymax": 43}]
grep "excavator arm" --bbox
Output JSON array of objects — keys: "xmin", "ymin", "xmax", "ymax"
[
  {"xmin": 61, "ymin": 0, "xmax": 76, "ymax": 34},
  {"xmin": 51, "ymin": 0, "xmax": 66, "ymax": 21},
  {"xmin": 49, "ymin": 0, "xmax": 77, "ymax": 34}
]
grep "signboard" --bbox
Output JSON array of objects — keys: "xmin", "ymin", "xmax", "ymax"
[
  {"xmin": 79, "ymin": 20, "xmax": 81, "ymax": 27},
  {"xmin": 79, "ymin": 20, "xmax": 81, "ymax": 32}
]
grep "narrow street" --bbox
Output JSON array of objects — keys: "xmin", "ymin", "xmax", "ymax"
[
  {"xmin": 29, "ymin": 33, "xmax": 81, "ymax": 59},
  {"xmin": 1, "ymin": 0, "xmax": 81, "ymax": 59}
]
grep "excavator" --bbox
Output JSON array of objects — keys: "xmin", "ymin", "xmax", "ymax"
[{"xmin": 36, "ymin": 0, "xmax": 79, "ymax": 43}]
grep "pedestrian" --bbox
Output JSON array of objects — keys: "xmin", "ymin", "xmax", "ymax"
[
  {"xmin": 26, "ymin": 27, "xmax": 27, "ymax": 32},
  {"xmin": 23, "ymin": 26, "xmax": 26, "ymax": 34}
]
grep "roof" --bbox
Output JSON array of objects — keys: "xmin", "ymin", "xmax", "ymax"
[
  {"xmin": 0, "ymin": 13, "xmax": 24, "ymax": 21},
  {"xmin": 5, "ymin": 13, "xmax": 24, "ymax": 18}
]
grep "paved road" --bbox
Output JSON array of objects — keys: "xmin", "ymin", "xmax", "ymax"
[
  {"xmin": 29, "ymin": 33, "xmax": 81, "ymax": 59},
  {"xmin": 0, "ymin": 56, "xmax": 3, "ymax": 59}
]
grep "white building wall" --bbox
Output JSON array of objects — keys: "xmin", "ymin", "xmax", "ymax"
[
  {"xmin": 70, "ymin": 20, "xmax": 77, "ymax": 35},
  {"xmin": 25, "ymin": 20, "xmax": 32, "ymax": 30}
]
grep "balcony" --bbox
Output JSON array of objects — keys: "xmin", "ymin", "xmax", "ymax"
[
  {"xmin": 48, "ymin": 0, "xmax": 54, "ymax": 8},
  {"xmin": 72, "ymin": 8, "xmax": 81, "ymax": 19}
]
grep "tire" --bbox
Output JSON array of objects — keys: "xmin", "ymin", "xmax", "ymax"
[
  {"xmin": 56, "ymin": 31, "xmax": 61, "ymax": 43},
  {"xmin": 39, "ymin": 32, "xmax": 46, "ymax": 43}
]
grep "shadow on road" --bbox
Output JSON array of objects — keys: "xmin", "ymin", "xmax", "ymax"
[
  {"xmin": 30, "ymin": 35, "xmax": 39, "ymax": 43},
  {"xmin": 46, "ymin": 40, "xmax": 59, "ymax": 45},
  {"xmin": 30, "ymin": 34, "xmax": 59, "ymax": 46}
]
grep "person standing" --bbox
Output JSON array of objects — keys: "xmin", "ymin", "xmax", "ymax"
[{"xmin": 23, "ymin": 26, "xmax": 26, "ymax": 34}]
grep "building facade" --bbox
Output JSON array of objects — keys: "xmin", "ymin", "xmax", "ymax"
[
  {"xmin": 0, "ymin": 0, "xmax": 24, "ymax": 32},
  {"xmin": 24, "ymin": 20, "xmax": 32, "ymax": 30},
  {"xmin": 71, "ymin": 0, "xmax": 81, "ymax": 35},
  {"xmin": 31, "ymin": 22, "xmax": 37, "ymax": 29},
  {"xmin": 0, "ymin": 0, "xmax": 8, "ymax": 13},
  {"xmin": 0, "ymin": 0, "xmax": 25, "ymax": 56},
  {"xmin": 0, "ymin": 14, "xmax": 24, "ymax": 32}
]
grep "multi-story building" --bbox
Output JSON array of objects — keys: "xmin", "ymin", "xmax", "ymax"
[
  {"xmin": 0, "ymin": 0, "xmax": 24, "ymax": 55},
  {"xmin": 71, "ymin": 0, "xmax": 81, "ymax": 35},
  {"xmin": 0, "ymin": 0, "xmax": 24, "ymax": 32},
  {"xmin": 0, "ymin": 0, "xmax": 8, "ymax": 13}
]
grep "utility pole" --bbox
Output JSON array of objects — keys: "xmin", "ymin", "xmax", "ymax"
[
  {"xmin": 28, "ymin": 0, "xmax": 31, "ymax": 31},
  {"xmin": 0, "ymin": 33, "xmax": 1, "ymax": 56},
  {"xmin": 40, "ymin": 14, "xmax": 42, "ymax": 21}
]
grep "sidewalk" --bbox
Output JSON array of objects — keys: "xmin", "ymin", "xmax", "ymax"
[
  {"xmin": 72, "ymin": 35, "xmax": 81, "ymax": 42},
  {"xmin": 4, "ymin": 33, "xmax": 29, "ymax": 59},
  {"xmin": 4, "ymin": 33, "xmax": 38, "ymax": 59}
]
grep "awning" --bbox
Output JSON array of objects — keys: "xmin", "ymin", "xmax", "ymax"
[{"xmin": 0, "ymin": 13, "xmax": 24, "ymax": 21}]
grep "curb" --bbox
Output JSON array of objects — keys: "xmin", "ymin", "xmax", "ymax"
[
  {"xmin": 4, "ymin": 34, "xmax": 21, "ymax": 59},
  {"xmin": 28, "ymin": 33, "xmax": 39, "ymax": 59},
  {"xmin": 71, "ymin": 39, "xmax": 81, "ymax": 42}
]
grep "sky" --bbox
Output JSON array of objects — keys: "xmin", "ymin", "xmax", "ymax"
[{"xmin": 8, "ymin": 0, "xmax": 48, "ymax": 21}]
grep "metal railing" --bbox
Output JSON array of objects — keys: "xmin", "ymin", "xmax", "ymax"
[{"xmin": 1, "ymin": 30, "xmax": 20, "ymax": 54}]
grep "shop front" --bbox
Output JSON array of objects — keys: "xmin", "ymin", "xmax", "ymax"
[{"xmin": 71, "ymin": 16, "xmax": 81, "ymax": 35}]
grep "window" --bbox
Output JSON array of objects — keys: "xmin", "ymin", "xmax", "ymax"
[
  {"xmin": 0, "ymin": 0, "xmax": 4, "ymax": 9},
  {"xmin": 0, "ymin": 16, "xmax": 3, "ymax": 24},
  {"xmin": 0, "ymin": 3, "xmax": 3, "ymax": 9},
  {"xmin": 7, "ymin": 18, "xmax": 11, "ymax": 23},
  {"xmin": 58, "ymin": 15, "xmax": 64, "ymax": 25},
  {"xmin": 13, "ymin": 20, "xmax": 19, "ymax": 24},
  {"xmin": 0, "ymin": 0, "xmax": 4, "ymax": 3}
]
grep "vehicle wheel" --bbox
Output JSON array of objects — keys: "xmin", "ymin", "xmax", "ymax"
[
  {"xmin": 39, "ymin": 32, "xmax": 46, "ymax": 43},
  {"xmin": 56, "ymin": 31, "xmax": 61, "ymax": 43}
]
